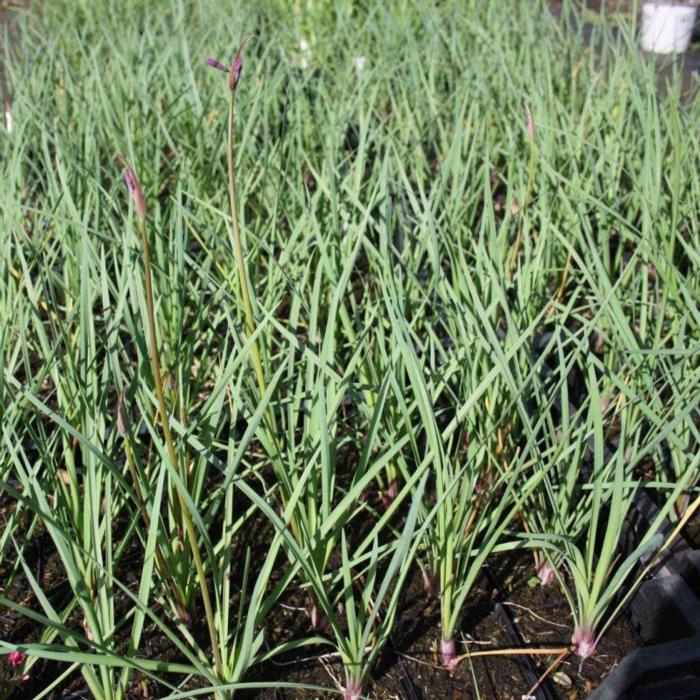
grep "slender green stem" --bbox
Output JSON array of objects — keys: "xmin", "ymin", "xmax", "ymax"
[
  {"xmin": 225, "ymin": 89, "xmax": 296, "ymax": 542},
  {"xmin": 508, "ymin": 133, "xmax": 537, "ymax": 278},
  {"xmin": 136, "ymin": 216, "xmax": 223, "ymax": 679},
  {"xmin": 226, "ymin": 93, "xmax": 267, "ymax": 400}
]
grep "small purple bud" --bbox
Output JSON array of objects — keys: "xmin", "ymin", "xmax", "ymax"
[
  {"xmin": 208, "ymin": 38, "xmax": 250, "ymax": 93},
  {"xmin": 228, "ymin": 56, "xmax": 243, "ymax": 92},
  {"xmin": 116, "ymin": 390, "xmax": 129, "ymax": 438},
  {"xmin": 206, "ymin": 57, "xmax": 228, "ymax": 73},
  {"xmin": 118, "ymin": 156, "xmax": 147, "ymax": 220},
  {"xmin": 525, "ymin": 106, "xmax": 536, "ymax": 143},
  {"xmin": 123, "ymin": 170, "xmax": 137, "ymax": 195},
  {"xmin": 228, "ymin": 37, "xmax": 251, "ymax": 92}
]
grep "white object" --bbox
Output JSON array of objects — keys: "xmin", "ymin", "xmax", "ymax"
[
  {"xmin": 641, "ymin": 2, "xmax": 698, "ymax": 54},
  {"xmin": 298, "ymin": 38, "xmax": 311, "ymax": 70}
]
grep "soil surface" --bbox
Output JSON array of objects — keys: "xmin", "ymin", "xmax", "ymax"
[
  {"xmin": 247, "ymin": 555, "xmax": 639, "ymax": 700},
  {"xmin": 0, "ymin": 502, "xmax": 641, "ymax": 700}
]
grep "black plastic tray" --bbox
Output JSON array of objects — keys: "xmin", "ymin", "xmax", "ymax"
[{"xmin": 589, "ymin": 496, "xmax": 700, "ymax": 699}]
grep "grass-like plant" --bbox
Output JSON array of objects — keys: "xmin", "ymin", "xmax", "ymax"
[{"xmin": 532, "ymin": 364, "xmax": 699, "ymax": 659}]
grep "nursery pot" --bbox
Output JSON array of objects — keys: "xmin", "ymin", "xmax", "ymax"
[{"xmin": 641, "ymin": 2, "xmax": 698, "ymax": 54}]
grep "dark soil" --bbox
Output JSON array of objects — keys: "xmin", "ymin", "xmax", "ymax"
[
  {"xmin": 0, "ymin": 499, "xmax": 640, "ymax": 700},
  {"xmin": 247, "ymin": 556, "xmax": 638, "ymax": 700},
  {"xmin": 685, "ymin": 506, "xmax": 700, "ymax": 550}
]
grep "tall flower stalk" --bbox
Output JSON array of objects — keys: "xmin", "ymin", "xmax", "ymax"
[
  {"xmin": 119, "ymin": 157, "xmax": 223, "ymax": 681},
  {"xmin": 209, "ymin": 41, "xmax": 268, "ymax": 404},
  {"xmin": 208, "ymin": 41, "xmax": 300, "ymax": 543}
]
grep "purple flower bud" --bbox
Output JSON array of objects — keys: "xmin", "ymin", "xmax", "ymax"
[
  {"xmin": 118, "ymin": 156, "xmax": 147, "ymax": 220},
  {"xmin": 525, "ymin": 107, "xmax": 536, "ymax": 143},
  {"xmin": 123, "ymin": 170, "xmax": 137, "ymax": 195},
  {"xmin": 206, "ymin": 57, "xmax": 228, "ymax": 73},
  {"xmin": 208, "ymin": 38, "xmax": 250, "ymax": 93},
  {"xmin": 228, "ymin": 55, "xmax": 243, "ymax": 92}
]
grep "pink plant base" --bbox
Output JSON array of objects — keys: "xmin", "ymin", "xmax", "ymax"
[
  {"xmin": 343, "ymin": 678, "xmax": 362, "ymax": 700},
  {"xmin": 7, "ymin": 650, "xmax": 26, "ymax": 668},
  {"xmin": 309, "ymin": 602, "xmax": 326, "ymax": 631},
  {"xmin": 536, "ymin": 562, "xmax": 554, "ymax": 586},
  {"xmin": 474, "ymin": 472, "xmax": 494, "ymax": 495},
  {"xmin": 571, "ymin": 625, "xmax": 597, "ymax": 659},
  {"xmin": 380, "ymin": 480, "xmax": 399, "ymax": 508},
  {"xmin": 176, "ymin": 605, "xmax": 192, "ymax": 627},
  {"xmin": 422, "ymin": 568, "xmax": 439, "ymax": 598},
  {"xmin": 440, "ymin": 636, "xmax": 459, "ymax": 670}
]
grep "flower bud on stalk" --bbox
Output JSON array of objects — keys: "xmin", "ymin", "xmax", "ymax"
[
  {"xmin": 206, "ymin": 37, "xmax": 250, "ymax": 94},
  {"xmin": 206, "ymin": 58, "xmax": 228, "ymax": 72},
  {"xmin": 229, "ymin": 55, "xmax": 243, "ymax": 92},
  {"xmin": 116, "ymin": 389, "xmax": 129, "ymax": 438},
  {"xmin": 525, "ymin": 105, "xmax": 536, "ymax": 143},
  {"xmin": 119, "ymin": 157, "xmax": 146, "ymax": 220}
]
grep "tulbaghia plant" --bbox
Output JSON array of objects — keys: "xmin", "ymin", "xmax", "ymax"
[
  {"xmin": 534, "ymin": 366, "xmax": 698, "ymax": 659},
  {"xmin": 241, "ymin": 460, "xmax": 429, "ymax": 700},
  {"xmin": 381, "ymin": 289, "xmax": 549, "ymax": 668},
  {"xmin": 116, "ymin": 157, "xmax": 312, "ymax": 697}
]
